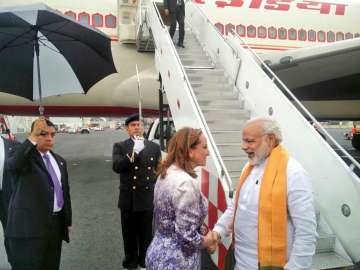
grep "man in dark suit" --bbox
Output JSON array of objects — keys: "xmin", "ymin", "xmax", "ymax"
[
  {"xmin": 112, "ymin": 114, "xmax": 161, "ymax": 270},
  {"xmin": 0, "ymin": 135, "xmax": 18, "ymax": 263},
  {"xmin": 6, "ymin": 118, "xmax": 72, "ymax": 270},
  {"xmin": 164, "ymin": 0, "xmax": 185, "ymax": 47}
]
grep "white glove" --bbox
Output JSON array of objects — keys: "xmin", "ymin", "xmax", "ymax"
[{"xmin": 133, "ymin": 139, "xmax": 144, "ymax": 154}]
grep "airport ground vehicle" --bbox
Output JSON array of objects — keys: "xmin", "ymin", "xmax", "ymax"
[{"xmin": 78, "ymin": 127, "xmax": 90, "ymax": 134}]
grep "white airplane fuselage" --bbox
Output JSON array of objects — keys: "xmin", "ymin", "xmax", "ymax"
[{"xmin": 0, "ymin": 0, "xmax": 359, "ymax": 117}]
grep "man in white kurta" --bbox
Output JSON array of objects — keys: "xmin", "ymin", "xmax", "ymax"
[{"xmin": 213, "ymin": 117, "xmax": 317, "ymax": 270}]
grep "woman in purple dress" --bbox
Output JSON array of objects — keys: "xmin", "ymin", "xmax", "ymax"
[{"xmin": 146, "ymin": 127, "xmax": 216, "ymax": 269}]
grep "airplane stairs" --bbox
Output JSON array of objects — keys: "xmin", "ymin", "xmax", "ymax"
[
  {"xmin": 177, "ymin": 29, "xmax": 354, "ymax": 270},
  {"xmin": 146, "ymin": 1, "xmax": 360, "ymax": 269}
]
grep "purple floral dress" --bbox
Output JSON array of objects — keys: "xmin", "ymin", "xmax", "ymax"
[{"xmin": 145, "ymin": 165, "xmax": 208, "ymax": 270}]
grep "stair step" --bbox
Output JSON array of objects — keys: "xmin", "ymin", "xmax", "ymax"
[
  {"xmin": 217, "ymin": 143, "xmax": 246, "ymax": 157},
  {"xmin": 193, "ymin": 85, "xmax": 234, "ymax": 94},
  {"xmin": 199, "ymin": 100, "xmax": 245, "ymax": 109},
  {"xmin": 188, "ymin": 75, "xmax": 229, "ymax": 83},
  {"xmin": 223, "ymin": 157, "xmax": 248, "ymax": 171},
  {"xmin": 192, "ymin": 80, "xmax": 232, "ymax": 88},
  {"xmin": 175, "ymin": 47, "xmax": 205, "ymax": 55},
  {"xmin": 179, "ymin": 54, "xmax": 209, "ymax": 61},
  {"xmin": 196, "ymin": 94, "xmax": 239, "ymax": 102},
  {"xmin": 229, "ymin": 171, "xmax": 241, "ymax": 190},
  {"xmin": 316, "ymin": 232, "xmax": 336, "ymax": 253},
  {"xmin": 211, "ymin": 130, "xmax": 244, "ymax": 143},
  {"xmin": 194, "ymin": 85, "xmax": 235, "ymax": 94},
  {"xmin": 177, "ymin": 48, "xmax": 205, "ymax": 54},
  {"xmin": 202, "ymin": 108, "xmax": 250, "ymax": 120},
  {"xmin": 208, "ymin": 120, "xmax": 246, "ymax": 131},
  {"xmin": 312, "ymin": 252, "xmax": 353, "ymax": 270},
  {"xmin": 185, "ymin": 68, "xmax": 224, "ymax": 76},
  {"xmin": 181, "ymin": 58, "xmax": 212, "ymax": 66}
]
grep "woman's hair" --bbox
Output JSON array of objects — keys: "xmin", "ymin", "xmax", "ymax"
[{"xmin": 158, "ymin": 127, "xmax": 202, "ymax": 178}]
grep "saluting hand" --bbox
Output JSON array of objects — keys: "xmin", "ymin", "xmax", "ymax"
[{"xmin": 28, "ymin": 117, "xmax": 47, "ymax": 144}]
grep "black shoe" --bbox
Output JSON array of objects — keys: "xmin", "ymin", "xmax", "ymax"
[{"xmin": 177, "ymin": 43, "xmax": 185, "ymax": 48}]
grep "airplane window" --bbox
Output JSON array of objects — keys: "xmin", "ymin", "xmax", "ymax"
[
  {"xmin": 345, "ymin": 33, "xmax": 353, "ymax": 40},
  {"xmin": 258, "ymin": 26, "xmax": 266, "ymax": 38},
  {"xmin": 236, "ymin": 25, "xmax": 246, "ymax": 37},
  {"xmin": 318, "ymin": 31, "xmax": 325, "ymax": 42},
  {"xmin": 336, "ymin": 32, "xmax": 344, "ymax": 41},
  {"xmin": 79, "ymin": 12, "xmax": 90, "ymax": 25},
  {"xmin": 247, "ymin": 25, "xmax": 256, "ymax": 38},
  {"xmin": 105, "ymin": 15, "xmax": 117, "ymax": 28},
  {"xmin": 308, "ymin": 30, "xmax": 316, "ymax": 42},
  {"xmin": 327, "ymin": 31, "xmax": 335, "ymax": 42},
  {"xmin": 93, "ymin": 14, "xmax": 103, "ymax": 27},
  {"xmin": 225, "ymin": 24, "xmax": 235, "ymax": 35},
  {"xmin": 278, "ymin": 27, "xmax": 286, "ymax": 40},
  {"xmin": 268, "ymin": 27, "xmax": 276, "ymax": 39},
  {"xmin": 298, "ymin": 29, "xmax": 306, "ymax": 41},
  {"xmin": 288, "ymin": 28, "xmax": 297, "ymax": 40},
  {"xmin": 215, "ymin": 23, "xmax": 224, "ymax": 35},
  {"xmin": 64, "ymin": 11, "xmax": 76, "ymax": 20}
]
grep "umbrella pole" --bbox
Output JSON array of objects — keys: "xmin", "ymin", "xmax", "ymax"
[
  {"xmin": 136, "ymin": 65, "xmax": 143, "ymax": 122},
  {"xmin": 35, "ymin": 37, "xmax": 44, "ymax": 115}
]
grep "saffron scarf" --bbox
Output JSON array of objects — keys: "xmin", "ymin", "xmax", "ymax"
[{"xmin": 232, "ymin": 145, "xmax": 289, "ymax": 269}]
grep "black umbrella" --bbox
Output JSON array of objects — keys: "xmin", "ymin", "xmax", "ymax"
[{"xmin": 0, "ymin": 3, "xmax": 117, "ymax": 114}]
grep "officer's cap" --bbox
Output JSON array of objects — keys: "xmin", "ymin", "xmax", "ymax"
[{"xmin": 125, "ymin": 113, "xmax": 141, "ymax": 126}]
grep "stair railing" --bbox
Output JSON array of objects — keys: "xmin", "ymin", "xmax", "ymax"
[
  {"xmin": 230, "ymin": 30, "xmax": 360, "ymax": 178},
  {"xmin": 148, "ymin": 1, "xmax": 234, "ymax": 195}
]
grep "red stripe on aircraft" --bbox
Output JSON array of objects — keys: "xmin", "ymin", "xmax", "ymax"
[{"xmin": 0, "ymin": 105, "xmax": 158, "ymax": 117}]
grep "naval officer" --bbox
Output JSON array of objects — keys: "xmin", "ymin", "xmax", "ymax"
[{"xmin": 112, "ymin": 114, "xmax": 161, "ymax": 270}]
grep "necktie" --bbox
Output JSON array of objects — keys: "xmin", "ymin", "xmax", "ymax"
[{"xmin": 43, "ymin": 154, "xmax": 64, "ymax": 209}]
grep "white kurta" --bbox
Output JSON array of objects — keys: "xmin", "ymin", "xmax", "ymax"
[{"xmin": 214, "ymin": 157, "xmax": 317, "ymax": 270}]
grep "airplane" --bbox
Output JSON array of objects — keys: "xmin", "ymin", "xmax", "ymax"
[
  {"xmin": 0, "ymin": 0, "xmax": 359, "ymax": 119},
  {"xmin": 0, "ymin": 0, "xmax": 160, "ymax": 117}
]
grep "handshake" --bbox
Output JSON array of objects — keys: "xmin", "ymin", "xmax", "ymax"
[{"xmin": 202, "ymin": 230, "xmax": 221, "ymax": 254}]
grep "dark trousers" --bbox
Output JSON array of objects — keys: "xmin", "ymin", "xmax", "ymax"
[
  {"xmin": 169, "ymin": 7, "xmax": 185, "ymax": 45},
  {"xmin": 120, "ymin": 209, "xmax": 153, "ymax": 267},
  {"xmin": 0, "ymin": 191, "xmax": 11, "ymax": 263},
  {"xmin": 8, "ymin": 213, "xmax": 64, "ymax": 270}
]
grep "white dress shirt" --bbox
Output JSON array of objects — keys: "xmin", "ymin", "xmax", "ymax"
[
  {"xmin": 214, "ymin": 157, "xmax": 317, "ymax": 270},
  {"xmin": 40, "ymin": 151, "xmax": 62, "ymax": 212},
  {"xmin": 0, "ymin": 138, "xmax": 4, "ymax": 190}
]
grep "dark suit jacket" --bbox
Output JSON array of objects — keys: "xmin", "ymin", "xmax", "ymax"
[
  {"xmin": 112, "ymin": 138, "xmax": 161, "ymax": 212},
  {"xmin": 5, "ymin": 139, "xmax": 72, "ymax": 242},
  {"xmin": 1, "ymin": 137, "xmax": 19, "ymax": 221},
  {"xmin": 164, "ymin": 0, "xmax": 185, "ymax": 13}
]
